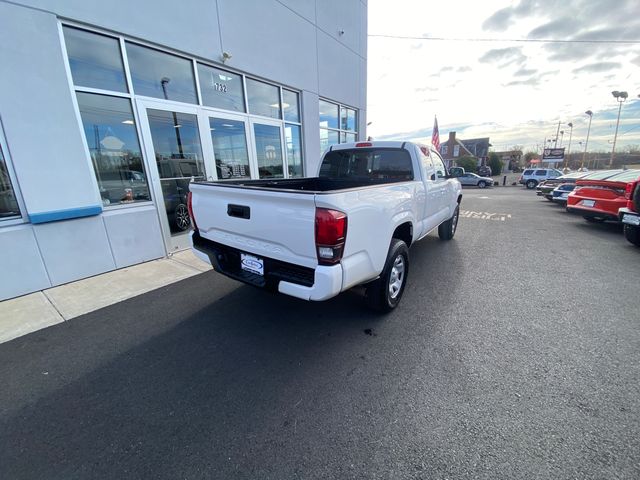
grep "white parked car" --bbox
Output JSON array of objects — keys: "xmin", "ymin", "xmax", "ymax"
[
  {"xmin": 519, "ymin": 168, "xmax": 563, "ymax": 189},
  {"xmin": 189, "ymin": 141, "xmax": 463, "ymax": 311}
]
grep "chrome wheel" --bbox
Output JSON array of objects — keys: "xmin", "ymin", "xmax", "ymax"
[
  {"xmin": 388, "ymin": 255, "xmax": 405, "ymax": 299},
  {"xmin": 175, "ymin": 204, "xmax": 191, "ymax": 231}
]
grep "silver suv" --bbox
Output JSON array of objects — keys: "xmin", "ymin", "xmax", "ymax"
[{"xmin": 519, "ymin": 168, "xmax": 562, "ymax": 189}]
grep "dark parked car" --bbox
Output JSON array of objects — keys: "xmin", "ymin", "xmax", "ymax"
[
  {"xmin": 536, "ymin": 171, "xmax": 590, "ymax": 198},
  {"xmin": 478, "ymin": 165, "xmax": 492, "ymax": 177},
  {"xmin": 619, "ymin": 177, "xmax": 640, "ymax": 246}
]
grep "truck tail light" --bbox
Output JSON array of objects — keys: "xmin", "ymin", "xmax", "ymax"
[
  {"xmin": 627, "ymin": 181, "xmax": 639, "ymax": 210},
  {"xmin": 355, "ymin": 142, "xmax": 372, "ymax": 148},
  {"xmin": 187, "ymin": 191, "xmax": 198, "ymax": 231},
  {"xmin": 315, "ymin": 208, "xmax": 347, "ymax": 265}
]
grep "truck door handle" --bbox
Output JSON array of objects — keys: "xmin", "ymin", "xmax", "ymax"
[
  {"xmin": 430, "ymin": 174, "xmax": 436, "ymax": 181},
  {"xmin": 227, "ymin": 204, "xmax": 250, "ymax": 219}
]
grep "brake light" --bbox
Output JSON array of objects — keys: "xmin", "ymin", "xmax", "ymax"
[
  {"xmin": 355, "ymin": 142, "xmax": 372, "ymax": 148},
  {"xmin": 315, "ymin": 208, "xmax": 347, "ymax": 265},
  {"xmin": 628, "ymin": 181, "xmax": 639, "ymax": 210},
  {"xmin": 187, "ymin": 191, "xmax": 197, "ymax": 231},
  {"xmin": 625, "ymin": 182, "xmax": 634, "ymax": 200}
]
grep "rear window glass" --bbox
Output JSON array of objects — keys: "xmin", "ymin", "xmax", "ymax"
[
  {"xmin": 605, "ymin": 170, "xmax": 640, "ymax": 182},
  {"xmin": 535, "ymin": 170, "xmax": 547, "ymax": 175},
  {"xmin": 583, "ymin": 169, "xmax": 623, "ymax": 180},
  {"xmin": 320, "ymin": 148, "xmax": 413, "ymax": 181}
]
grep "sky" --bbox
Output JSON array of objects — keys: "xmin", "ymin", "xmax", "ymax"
[{"xmin": 366, "ymin": 0, "xmax": 640, "ymax": 155}]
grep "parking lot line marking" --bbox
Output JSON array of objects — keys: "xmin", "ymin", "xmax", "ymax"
[{"xmin": 460, "ymin": 210, "xmax": 512, "ymax": 221}]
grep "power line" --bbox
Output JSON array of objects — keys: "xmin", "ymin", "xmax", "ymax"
[{"xmin": 368, "ymin": 34, "xmax": 640, "ymax": 44}]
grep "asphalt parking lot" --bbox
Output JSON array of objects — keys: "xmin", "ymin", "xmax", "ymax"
[{"xmin": 1, "ymin": 188, "xmax": 638, "ymax": 479}]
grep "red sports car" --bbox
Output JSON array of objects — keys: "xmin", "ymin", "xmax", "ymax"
[{"xmin": 566, "ymin": 169, "xmax": 640, "ymax": 222}]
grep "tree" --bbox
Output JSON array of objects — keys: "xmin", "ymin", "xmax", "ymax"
[
  {"xmin": 524, "ymin": 151, "xmax": 538, "ymax": 165},
  {"xmin": 455, "ymin": 156, "xmax": 477, "ymax": 173},
  {"xmin": 488, "ymin": 152, "xmax": 503, "ymax": 175}
]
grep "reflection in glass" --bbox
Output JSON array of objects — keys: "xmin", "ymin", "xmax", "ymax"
[
  {"xmin": 127, "ymin": 43, "xmax": 197, "ymax": 104},
  {"xmin": 341, "ymin": 107, "xmax": 357, "ymax": 131},
  {"xmin": 147, "ymin": 109, "xmax": 204, "ymax": 234},
  {"xmin": 76, "ymin": 92, "xmax": 150, "ymax": 206},
  {"xmin": 253, "ymin": 124, "xmax": 284, "ymax": 179},
  {"xmin": 320, "ymin": 128, "xmax": 339, "ymax": 154},
  {"xmin": 246, "ymin": 79, "xmax": 281, "ymax": 119},
  {"xmin": 319, "ymin": 100, "xmax": 339, "ymax": 129},
  {"xmin": 198, "ymin": 64, "xmax": 245, "ymax": 112},
  {"xmin": 210, "ymin": 118, "xmax": 251, "ymax": 180},
  {"xmin": 285, "ymin": 124, "xmax": 303, "ymax": 177},
  {"xmin": 63, "ymin": 27, "xmax": 127, "ymax": 92},
  {"xmin": 282, "ymin": 89, "xmax": 300, "ymax": 123},
  {"xmin": 340, "ymin": 132, "xmax": 357, "ymax": 144},
  {"xmin": 0, "ymin": 145, "xmax": 20, "ymax": 219}
]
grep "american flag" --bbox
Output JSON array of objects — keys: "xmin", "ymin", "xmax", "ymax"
[{"xmin": 431, "ymin": 116, "xmax": 440, "ymax": 151}]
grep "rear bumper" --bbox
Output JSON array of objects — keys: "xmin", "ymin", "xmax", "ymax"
[
  {"xmin": 566, "ymin": 206, "xmax": 618, "ymax": 221},
  {"xmin": 191, "ymin": 231, "xmax": 342, "ymax": 301}
]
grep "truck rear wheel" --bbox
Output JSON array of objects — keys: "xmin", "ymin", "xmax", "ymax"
[
  {"xmin": 624, "ymin": 224, "xmax": 640, "ymax": 247},
  {"xmin": 366, "ymin": 239, "xmax": 409, "ymax": 313}
]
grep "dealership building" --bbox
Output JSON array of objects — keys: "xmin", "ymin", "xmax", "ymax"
[{"xmin": 0, "ymin": 0, "xmax": 367, "ymax": 300}]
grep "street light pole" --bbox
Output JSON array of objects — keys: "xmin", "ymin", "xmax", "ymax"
[
  {"xmin": 610, "ymin": 90, "xmax": 628, "ymax": 167},
  {"xmin": 565, "ymin": 122, "xmax": 573, "ymax": 170},
  {"xmin": 554, "ymin": 120, "xmax": 561, "ymax": 148},
  {"xmin": 582, "ymin": 110, "xmax": 593, "ymax": 170}
]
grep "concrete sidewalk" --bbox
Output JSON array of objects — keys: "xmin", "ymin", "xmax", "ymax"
[{"xmin": 0, "ymin": 250, "xmax": 211, "ymax": 344}]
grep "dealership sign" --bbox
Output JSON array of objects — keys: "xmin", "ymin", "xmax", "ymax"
[{"xmin": 543, "ymin": 148, "xmax": 565, "ymax": 163}]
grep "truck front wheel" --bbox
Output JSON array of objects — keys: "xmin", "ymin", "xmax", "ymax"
[{"xmin": 366, "ymin": 239, "xmax": 409, "ymax": 312}]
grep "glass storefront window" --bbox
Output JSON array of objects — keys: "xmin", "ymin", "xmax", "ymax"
[
  {"xmin": 282, "ymin": 90, "xmax": 300, "ymax": 123},
  {"xmin": 253, "ymin": 123, "xmax": 284, "ymax": 178},
  {"xmin": 209, "ymin": 118, "xmax": 251, "ymax": 180},
  {"xmin": 285, "ymin": 124, "xmax": 303, "ymax": 177},
  {"xmin": 319, "ymin": 100, "xmax": 339, "ymax": 129},
  {"xmin": 320, "ymin": 129, "xmax": 339, "ymax": 154},
  {"xmin": 198, "ymin": 64, "xmax": 245, "ymax": 112},
  {"xmin": 340, "ymin": 132, "xmax": 357, "ymax": 143},
  {"xmin": 76, "ymin": 92, "xmax": 151, "ymax": 206},
  {"xmin": 0, "ymin": 144, "xmax": 20, "ymax": 219},
  {"xmin": 126, "ymin": 43, "xmax": 197, "ymax": 104},
  {"xmin": 63, "ymin": 26, "xmax": 127, "ymax": 93},
  {"xmin": 341, "ymin": 107, "xmax": 357, "ymax": 132},
  {"xmin": 246, "ymin": 79, "xmax": 281, "ymax": 119}
]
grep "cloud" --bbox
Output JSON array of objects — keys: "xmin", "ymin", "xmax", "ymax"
[
  {"xmin": 481, "ymin": 0, "xmax": 536, "ymax": 31},
  {"xmin": 527, "ymin": 17, "xmax": 580, "ymax": 38},
  {"xmin": 457, "ymin": 66, "xmax": 472, "ymax": 72},
  {"xmin": 572, "ymin": 62, "xmax": 622, "ymax": 74},
  {"xmin": 440, "ymin": 66, "xmax": 454, "ymax": 72},
  {"xmin": 479, "ymin": 47, "xmax": 526, "ymax": 67},
  {"xmin": 513, "ymin": 67, "xmax": 537, "ymax": 77},
  {"xmin": 415, "ymin": 86, "xmax": 438, "ymax": 92}
]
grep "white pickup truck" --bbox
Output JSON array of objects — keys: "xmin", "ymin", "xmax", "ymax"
[{"xmin": 189, "ymin": 141, "xmax": 462, "ymax": 311}]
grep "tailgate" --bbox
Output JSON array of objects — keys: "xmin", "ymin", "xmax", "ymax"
[{"xmin": 190, "ymin": 183, "xmax": 318, "ymax": 268}]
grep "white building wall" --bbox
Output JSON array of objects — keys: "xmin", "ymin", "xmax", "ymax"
[{"xmin": 0, "ymin": 0, "xmax": 367, "ymax": 300}]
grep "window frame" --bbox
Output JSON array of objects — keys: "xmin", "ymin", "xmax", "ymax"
[
  {"xmin": 0, "ymin": 119, "xmax": 27, "ymax": 225},
  {"xmin": 59, "ymin": 21, "xmax": 306, "ymax": 184},
  {"xmin": 319, "ymin": 98, "xmax": 358, "ymax": 154}
]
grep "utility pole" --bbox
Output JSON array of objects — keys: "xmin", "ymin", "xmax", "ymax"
[
  {"xmin": 582, "ymin": 111, "xmax": 593, "ymax": 170},
  {"xmin": 554, "ymin": 120, "xmax": 561, "ymax": 148}
]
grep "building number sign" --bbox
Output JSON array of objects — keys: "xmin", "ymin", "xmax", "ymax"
[{"xmin": 213, "ymin": 82, "xmax": 228, "ymax": 93}]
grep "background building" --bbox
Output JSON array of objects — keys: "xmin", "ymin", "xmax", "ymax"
[{"xmin": 0, "ymin": 0, "xmax": 368, "ymax": 300}]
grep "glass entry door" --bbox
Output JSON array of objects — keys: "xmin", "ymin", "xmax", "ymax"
[
  {"xmin": 137, "ymin": 100, "xmax": 212, "ymax": 252},
  {"xmin": 250, "ymin": 119, "xmax": 286, "ymax": 179},
  {"xmin": 206, "ymin": 114, "xmax": 252, "ymax": 180}
]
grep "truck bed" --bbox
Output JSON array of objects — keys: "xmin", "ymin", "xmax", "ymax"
[{"xmin": 195, "ymin": 176, "xmax": 412, "ymax": 193}]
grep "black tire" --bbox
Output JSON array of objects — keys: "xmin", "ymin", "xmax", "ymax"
[
  {"xmin": 365, "ymin": 239, "xmax": 409, "ymax": 313},
  {"xmin": 526, "ymin": 180, "xmax": 537, "ymax": 189},
  {"xmin": 174, "ymin": 203, "xmax": 191, "ymax": 231},
  {"xmin": 438, "ymin": 205, "xmax": 459, "ymax": 241},
  {"xmin": 624, "ymin": 225, "xmax": 640, "ymax": 246},
  {"xmin": 478, "ymin": 180, "xmax": 486, "ymax": 189},
  {"xmin": 584, "ymin": 216, "xmax": 605, "ymax": 223}
]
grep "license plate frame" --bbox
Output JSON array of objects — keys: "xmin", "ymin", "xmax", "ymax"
[
  {"xmin": 622, "ymin": 214, "xmax": 640, "ymax": 226},
  {"xmin": 582, "ymin": 199, "xmax": 595, "ymax": 207},
  {"xmin": 240, "ymin": 253, "xmax": 264, "ymax": 276}
]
